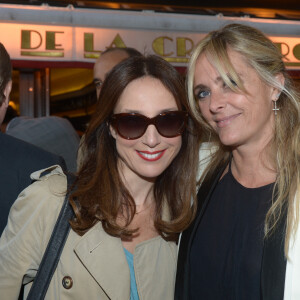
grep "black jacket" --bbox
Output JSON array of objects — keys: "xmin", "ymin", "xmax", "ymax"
[
  {"xmin": 175, "ymin": 161, "xmax": 286, "ymax": 300},
  {"xmin": 0, "ymin": 133, "xmax": 66, "ymax": 234}
]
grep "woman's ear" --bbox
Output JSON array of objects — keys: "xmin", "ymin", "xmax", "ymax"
[
  {"xmin": 109, "ymin": 123, "xmax": 117, "ymax": 139},
  {"xmin": 271, "ymin": 73, "xmax": 285, "ymax": 101}
]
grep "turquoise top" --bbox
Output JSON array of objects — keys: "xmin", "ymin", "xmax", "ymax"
[{"xmin": 124, "ymin": 248, "xmax": 140, "ymax": 300}]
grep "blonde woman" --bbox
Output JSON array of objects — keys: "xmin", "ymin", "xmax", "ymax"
[{"xmin": 175, "ymin": 23, "xmax": 300, "ymax": 300}]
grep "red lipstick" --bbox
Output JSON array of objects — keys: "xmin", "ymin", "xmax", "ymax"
[{"xmin": 136, "ymin": 150, "xmax": 166, "ymax": 161}]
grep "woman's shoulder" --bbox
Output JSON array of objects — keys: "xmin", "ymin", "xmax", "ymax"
[
  {"xmin": 18, "ymin": 164, "xmax": 67, "ymax": 205},
  {"xmin": 30, "ymin": 164, "xmax": 67, "ymax": 192},
  {"xmin": 21, "ymin": 164, "xmax": 67, "ymax": 217}
]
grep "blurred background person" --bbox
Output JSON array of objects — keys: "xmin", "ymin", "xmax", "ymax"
[
  {"xmin": 0, "ymin": 42, "xmax": 66, "ymax": 235},
  {"xmin": 175, "ymin": 23, "xmax": 300, "ymax": 300},
  {"xmin": 0, "ymin": 44, "xmax": 12, "ymax": 126},
  {"xmin": 0, "ymin": 55, "xmax": 199, "ymax": 299},
  {"xmin": 6, "ymin": 115, "xmax": 80, "ymax": 173},
  {"xmin": 93, "ymin": 47, "xmax": 142, "ymax": 99}
]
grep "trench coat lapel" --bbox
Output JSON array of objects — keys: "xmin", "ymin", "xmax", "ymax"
[
  {"xmin": 175, "ymin": 162, "xmax": 227, "ymax": 300},
  {"xmin": 74, "ymin": 223, "xmax": 130, "ymax": 300}
]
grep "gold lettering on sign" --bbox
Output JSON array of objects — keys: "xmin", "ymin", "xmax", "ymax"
[
  {"xmin": 165, "ymin": 57, "xmax": 189, "ymax": 63},
  {"xmin": 152, "ymin": 37, "xmax": 173, "ymax": 56},
  {"xmin": 20, "ymin": 51, "xmax": 64, "ymax": 57},
  {"xmin": 108, "ymin": 34, "xmax": 127, "ymax": 48},
  {"xmin": 20, "ymin": 29, "xmax": 64, "ymax": 57},
  {"xmin": 46, "ymin": 31, "xmax": 64, "ymax": 50},
  {"xmin": 84, "ymin": 33, "xmax": 127, "ymax": 58},
  {"xmin": 275, "ymin": 42, "xmax": 290, "ymax": 60},
  {"xmin": 293, "ymin": 44, "xmax": 300, "ymax": 60},
  {"xmin": 84, "ymin": 53, "xmax": 101, "ymax": 59},
  {"xmin": 176, "ymin": 37, "xmax": 194, "ymax": 57},
  {"xmin": 84, "ymin": 33, "xmax": 100, "ymax": 52},
  {"xmin": 274, "ymin": 42, "xmax": 300, "ymax": 66},
  {"xmin": 21, "ymin": 30, "xmax": 42, "ymax": 50}
]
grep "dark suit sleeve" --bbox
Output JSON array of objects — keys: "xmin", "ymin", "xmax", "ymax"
[{"xmin": 0, "ymin": 133, "xmax": 67, "ymax": 235}]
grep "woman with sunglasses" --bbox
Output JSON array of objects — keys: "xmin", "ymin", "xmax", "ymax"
[
  {"xmin": 0, "ymin": 55, "xmax": 199, "ymax": 299},
  {"xmin": 175, "ymin": 24, "xmax": 300, "ymax": 300}
]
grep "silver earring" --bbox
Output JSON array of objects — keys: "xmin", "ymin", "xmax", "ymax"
[
  {"xmin": 276, "ymin": 92, "xmax": 281, "ymax": 100},
  {"xmin": 272, "ymin": 101, "xmax": 280, "ymax": 115}
]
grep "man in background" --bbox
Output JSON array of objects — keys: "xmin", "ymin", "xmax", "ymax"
[
  {"xmin": 0, "ymin": 43, "xmax": 12, "ymax": 126},
  {"xmin": 0, "ymin": 42, "xmax": 66, "ymax": 234},
  {"xmin": 93, "ymin": 47, "xmax": 142, "ymax": 99}
]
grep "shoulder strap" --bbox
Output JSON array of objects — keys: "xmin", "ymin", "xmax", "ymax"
[{"xmin": 26, "ymin": 173, "xmax": 76, "ymax": 300}]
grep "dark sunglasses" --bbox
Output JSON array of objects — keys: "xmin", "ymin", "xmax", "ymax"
[{"xmin": 110, "ymin": 111, "xmax": 188, "ymax": 140}]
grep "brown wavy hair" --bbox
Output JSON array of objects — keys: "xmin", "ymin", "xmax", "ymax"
[{"xmin": 70, "ymin": 55, "xmax": 199, "ymax": 241}]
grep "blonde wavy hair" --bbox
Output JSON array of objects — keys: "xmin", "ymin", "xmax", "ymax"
[{"xmin": 187, "ymin": 23, "xmax": 300, "ymax": 255}]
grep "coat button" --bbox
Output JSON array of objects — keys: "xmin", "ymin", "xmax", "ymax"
[{"xmin": 62, "ymin": 276, "xmax": 73, "ymax": 289}]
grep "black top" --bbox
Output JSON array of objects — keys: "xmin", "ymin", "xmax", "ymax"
[{"xmin": 189, "ymin": 165, "xmax": 274, "ymax": 300}]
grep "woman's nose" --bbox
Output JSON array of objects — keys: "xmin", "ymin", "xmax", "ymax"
[
  {"xmin": 141, "ymin": 124, "xmax": 161, "ymax": 148},
  {"xmin": 209, "ymin": 92, "xmax": 226, "ymax": 113}
]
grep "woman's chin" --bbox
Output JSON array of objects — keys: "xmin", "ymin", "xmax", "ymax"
[{"xmin": 218, "ymin": 135, "xmax": 239, "ymax": 147}]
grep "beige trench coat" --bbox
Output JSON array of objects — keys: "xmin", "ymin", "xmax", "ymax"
[{"xmin": 0, "ymin": 166, "xmax": 177, "ymax": 300}]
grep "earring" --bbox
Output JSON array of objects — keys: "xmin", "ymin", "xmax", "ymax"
[
  {"xmin": 276, "ymin": 92, "xmax": 281, "ymax": 100},
  {"xmin": 272, "ymin": 100, "xmax": 280, "ymax": 115}
]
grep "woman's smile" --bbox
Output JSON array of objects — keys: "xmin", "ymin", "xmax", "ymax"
[
  {"xmin": 214, "ymin": 113, "xmax": 241, "ymax": 128},
  {"xmin": 136, "ymin": 150, "xmax": 166, "ymax": 161}
]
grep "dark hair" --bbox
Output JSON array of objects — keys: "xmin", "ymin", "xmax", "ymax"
[
  {"xmin": 101, "ymin": 47, "xmax": 142, "ymax": 58},
  {"xmin": 2, "ymin": 105, "xmax": 18, "ymax": 125},
  {"xmin": 0, "ymin": 43, "xmax": 12, "ymax": 106},
  {"xmin": 70, "ymin": 55, "xmax": 199, "ymax": 241}
]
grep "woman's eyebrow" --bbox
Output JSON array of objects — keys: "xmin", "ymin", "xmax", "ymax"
[
  {"xmin": 194, "ymin": 84, "xmax": 208, "ymax": 93},
  {"xmin": 194, "ymin": 76, "xmax": 224, "ymax": 92}
]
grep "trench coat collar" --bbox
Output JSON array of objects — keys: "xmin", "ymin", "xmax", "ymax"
[
  {"xmin": 74, "ymin": 223, "xmax": 130, "ymax": 300},
  {"xmin": 175, "ymin": 160, "xmax": 287, "ymax": 300}
]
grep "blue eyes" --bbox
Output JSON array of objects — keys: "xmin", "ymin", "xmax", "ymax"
[
  {"xmin": 195, "ymin": 78, "xmax": 238, "ymax": 101},
  {"xmin": 197, "ymin": 90, "xmax": 210, "ymax": 99}
]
